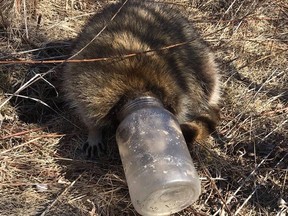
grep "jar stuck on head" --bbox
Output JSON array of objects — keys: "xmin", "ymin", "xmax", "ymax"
[{"xmin": 116, "ymin": 96, "xmax": 201, "ymax": 216}]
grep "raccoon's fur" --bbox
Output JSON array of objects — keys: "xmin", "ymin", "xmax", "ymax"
[{"xmin": 63, "ymin": 0, "xmax": 221, "ymax": 157}]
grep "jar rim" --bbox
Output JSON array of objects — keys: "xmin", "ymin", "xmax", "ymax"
[{"xmin": 117, "ymin": 96, "xmax": 163, "ymax": 121}]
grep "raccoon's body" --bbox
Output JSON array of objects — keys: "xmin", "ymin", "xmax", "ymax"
[{"xmin": 63, "ymin": 0, "xmax": 220, "ymax": 157}]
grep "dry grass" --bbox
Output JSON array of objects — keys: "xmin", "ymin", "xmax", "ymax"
[{"xmin": 0, "ymin": 0, "xmax": 287, "ymax": 215}]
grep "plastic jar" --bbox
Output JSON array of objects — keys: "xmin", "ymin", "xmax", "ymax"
[{"xmin": 116, "ymin": 96, "xmax": 201, "ymax": 216}]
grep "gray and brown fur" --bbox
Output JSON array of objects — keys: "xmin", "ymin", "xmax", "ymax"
[{"xmin": 62, "ymin": 0, "xmax": 221, "ymax": 157}]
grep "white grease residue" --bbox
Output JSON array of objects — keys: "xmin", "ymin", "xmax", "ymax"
[
  {"xmin": 162, "ymin": 130, "xmax": 169, "ymax": 135},
  {"xmin": 163, "ymin": 156, "xmax": 172, "ymax": 162},
  {"xmin": 149, "ymin": 164, "xmax": 155, "ymax": 169},
  {"xmin": 163, "ymin": 170, "xmax": 168, "ymax": 174},
  {"xmin": 186, "ymin": 169, "xmax": 195, "ymax": 176}
]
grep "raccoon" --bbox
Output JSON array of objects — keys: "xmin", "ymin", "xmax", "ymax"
[{"xmin": 62, "ymin": 0, "xmax": 220, "ymax": 158}]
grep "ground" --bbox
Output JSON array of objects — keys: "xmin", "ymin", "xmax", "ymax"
[{"xmin": 0, "ymin": 0, "xmax": 287, "ymax": 215}]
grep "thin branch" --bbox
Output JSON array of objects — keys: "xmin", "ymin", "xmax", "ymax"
[
  {"xmin": 0, "ymin": 137, "xmax": 42, "ymax": 155},
  {"xmin": 1, "ymin": 127, "xmax": 44, "ymax": 140},
  {"xmin": 0, "ymin": 25, "xmax": 228, "ymax": 65}
]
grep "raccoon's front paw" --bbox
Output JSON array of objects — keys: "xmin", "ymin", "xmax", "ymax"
[{"xmin": 83, "ymin": 129, "xmax": 106, "ymax": 159}]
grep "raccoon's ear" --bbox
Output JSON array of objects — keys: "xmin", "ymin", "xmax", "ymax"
[{"xmin": 180, "ymin": 115, "xmax": 217, "ymax": 144}]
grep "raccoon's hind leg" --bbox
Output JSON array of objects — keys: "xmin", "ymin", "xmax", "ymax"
[
  {"xmin": 82, "ymin": 126, "xmax": 106, "ymax": 158},
  {"xmin": 180, "ymin": 108, "xmax": 220, "ymax": 144}
]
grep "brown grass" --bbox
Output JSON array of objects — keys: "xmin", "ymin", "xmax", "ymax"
[{"xmin": 0, "ymin": 0, "xmax": 287, "ymax": 215}]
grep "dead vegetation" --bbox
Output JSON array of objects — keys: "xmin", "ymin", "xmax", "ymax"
[{"xmin": 0, "ymin": 0, "xmax": 287, "ymax": 215}]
